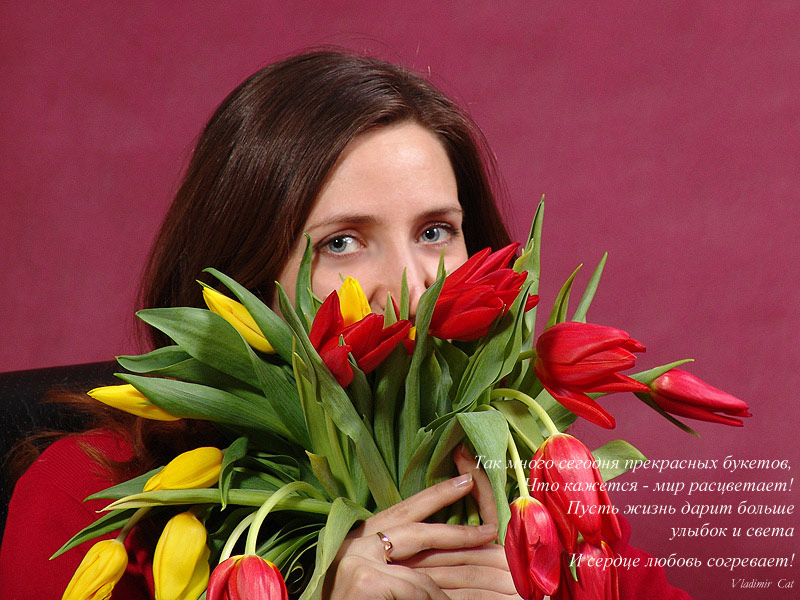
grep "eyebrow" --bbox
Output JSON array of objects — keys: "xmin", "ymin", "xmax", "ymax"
[{"xmin": 305, "ymin": 207, "xmax": 465, "ymax": 232}]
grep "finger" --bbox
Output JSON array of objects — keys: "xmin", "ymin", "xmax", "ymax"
[
  {"xmin": 454, "ymin": 445, "xmax": 499, "ymax": 528},
  {"xmin": 381, "ymin": 522, "xmax": 498, "ymax": 561},
  {"xmin": 333, "ymin": 556, "xmax": 451, "ymax": 600},
  {"xmin": 415, "ymin": 564, "xmax": 518, "ymax": 595},
  {"xmin": 359, "ymin": 473, "xmax": 475, "ymax": 535},
  {"xmin": 445, "ymin": 591, "xmax": 520, "ymax": 600},
  {"xmin": 401, "ymin": 544, "xmax": 510, "ymax": 570}
]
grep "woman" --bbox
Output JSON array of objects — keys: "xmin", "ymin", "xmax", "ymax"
[{"xmin": 1, "ymin": 49, "xmax": 689, "ymax": 599}]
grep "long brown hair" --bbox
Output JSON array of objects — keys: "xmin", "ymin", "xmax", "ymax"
[{"xmin": 15, "ymin": 48, "xmax": 512, "ymax": 484}]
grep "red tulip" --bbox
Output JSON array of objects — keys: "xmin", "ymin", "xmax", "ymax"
[
  {"xmin": 429, "ymin": 243, "xmax": 539, "ymax": 341},
  {"xmin": 504, "ymin": 497, "xmax": 562, "ymax": 600},
  {"xmin": 207, "ymin": 554, "xmax": 288, "ymax": 600},
  {"xmin": 554, "ymin": 541, "xmax": 619, "ymax": 600},
  {"xmin": 309, "ymin": 292, "xmax": 353, "ymax": 386},
  {"xmin": 309, "ymin": 291, "xmax": 411, "ymax": 386},
  {"xmin": 335, "ymin": 313, "xmax": 411, "ymax": 373},
  {"xmin": 650, "ymin": 369, "xmax": 751, "ymax": 426},
  {"xmin": 534, "ymin": 322, "xmax": 648, "ymax": 428},
  {"xmin": 530, "ymin": 434, "xmax": 621, "ymax": 551}
]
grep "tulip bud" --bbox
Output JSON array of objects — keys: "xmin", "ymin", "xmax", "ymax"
[
  {"xmin": 203, "ymin": 286, "xmax": 275, "ymax": 353},
  {"xmin": 558, "ymin": 541, "xmax": 620, "ymax": 600},
  {"xmin": 530, "ymin": 434, "xmax": 621, "ymax": 551},
  {"xmin": 337, "ymin": 277, "xmax": 371, "ymax": 326},
  {"xmin": 534, "ymin": 322, "xmax": 648, "ymax": 428},
  {"xmin": 62, "ymin": 539, "xmax": 127, "ymax": 600},
  {"xmin": 650, "ymin": 369, "xmax": 751, "ymax": 427},
  {"xmin": 504, "ymin": 497, "xmax": 562, "ymax": 599},
  {"xmin": 153, "ymin": 512, "xmax": 210, "ymax": 600},
  {"xmin": 207, "ymin": 554, "xmax": 289, "ymax": 600},
  {"xmin": 87, "ymin": 384, "xmax": 180, "ymax": 421},
  {"xmin": 429, "ymin": 243, "xmax": 539, "ymax": 341},
  {"xmin": 144, "ymin": 447, "xmax": 223, "ymax": 492}
]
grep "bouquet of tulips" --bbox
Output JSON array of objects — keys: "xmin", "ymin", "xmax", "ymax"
[{"xmin": 56, "ymin": 200, "xmax": 749, "ymax": 600}]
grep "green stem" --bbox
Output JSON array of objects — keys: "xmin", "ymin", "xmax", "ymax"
[
  {"xmin": 507, "ymin": 431, "xmax": 531, "ymax": 499},
  {"xmin": 220, "ymin": 512, "xmax": 256, "ymax": 562},
  {"xmin": 115, "ymin": 507, "xmax": 149, "ymax": 542},
  {"xmin": 491, "ymin": 388, "xmax": 559, "ymax": 436},
  {"xmin": 517, "ymin": 349, "xmax": 536, "ymax": 361},
  {"xmin": 245, "ymin": 481, "xmax": 324, "ymax": 555}
]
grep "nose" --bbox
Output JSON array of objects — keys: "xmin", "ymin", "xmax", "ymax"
[{"xmin": 369, "ymin": 246, "xmax": 435, "ymax": 318}]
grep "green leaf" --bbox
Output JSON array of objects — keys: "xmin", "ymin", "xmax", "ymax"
[
  {"xmin": 348, "ymin": 361, "xmax": 372, "ymax": 423},
  {"xmin": 592, "ymin": 440, "xmax": 647, "ymax": 481},
  {"xmin": 136, "ymin": 307, "xmax": 260, "ymax": 388},
  {"xmin": 204, "ymin": 268, "xmax": 295, "ymax": 363},
  {"xmin": 306, "ymin": 451, "xmax": 345, "ymax": 499},
  {"xmin": 373, "ymin": 346, "xmax": 408, "ymax": 482},
  {"xmin": 516, "ymin": 198, "xmax": 544, "ymax": 347},
  {"xmin": 299, "ymin": 497, "xmax": 372, "ymax": 600},
  {"xmin": 294, "ymin": 235, "xmax": 316, "ymax": 331},
  {"xmin": 433, "ymin": 339, "xmax": 469, "ymax": 393},
  {"xmin": 546, "ymin": 265, "xmax": 581, "ymax": 328},
  {"xmin": 425, "ymin": 419, "xmax": 465, "ymax": 487},
  {"xmin": 399, "ymin": 428, "xmax": 437, "ymax": 498},
  {"xmin": 50, "ymin": 509, "xmax": 140, "ymax": 559},
  {"xmin": 399, "ymin": 269, "xmax": 410, "ymax": 320},
  {"xmin": 117, "ymin": 374, "xmax": 293, "ymax": 440},
  {"xmin": 220, "ymin": 437, "xmax": 249, "ymax": 508},
  {"xmin": 492, "ymin": 399, "xmax": 545, "ymax": 452},
  {"xmin": 456, "ymin": 411, "xmax": 511, "ymax": 541},
  {"xmin": 419, "ymin": 351, "xmax": 445, "ymax": 426},
  {"xmin": 400, "ymin": 257, "xmax": 446, "ymax": 474},
  {"xmin": 629, "ymin": 359, "xmax": 694, "ymax": 385},
  {"xmin": 245, "ymin": 344, "xmax": 312, "ymax": 448},
  {"xmin": 86, "ymin": 468, "xmax": 161, "ymax": 500},
  {"xmin": 116, "ymin": 346, "xmax": 191, "ymax": 372},
  {"xmin": 572, "ymin": 253, "xmax": 607, "ymax": 323}
]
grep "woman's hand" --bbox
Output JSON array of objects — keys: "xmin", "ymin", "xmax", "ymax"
[
  {"xmin": 324, "ymin": 447, "xmax": 521, "ymax": 599},
  {"xmin": 400, "ymin": 446, "xmax": 520, "ymax": 599}
]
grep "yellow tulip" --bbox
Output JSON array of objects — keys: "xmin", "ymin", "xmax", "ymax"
[
  {"xmin": 62, "ymin": 539, "xmax": 127, "ymax": 600},
  {"xmin": 144, "ymin": 447, "xmax": 223, "ymax": 492},
  {"xmin": 202, "ymin": 286, "xmax": 275, "ymax": 353},
  {"xmin": 87, "ymin": 384, "xmax": 180, "ymax": 421},
  {"xmin": 153, "ymin": 512, "xmax": 210, "ymax": 600},
  {"xmin": 337, "ymin": 277, "xmax": 371, "ymax": 326}
]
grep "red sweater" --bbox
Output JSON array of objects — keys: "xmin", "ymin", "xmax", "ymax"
[{"xmin": 0, "ymin": 433, "xmax": 691, "ymax": 599}]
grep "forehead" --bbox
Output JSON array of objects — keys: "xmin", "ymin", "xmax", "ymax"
[{"xmin": 305, "ymin": 122, "xmax": 460, "ymax": 228}]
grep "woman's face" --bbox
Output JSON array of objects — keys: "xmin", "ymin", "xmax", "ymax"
[{"xmin": 276, "ymin": 122, "xmax": 469, "ymax": 317}]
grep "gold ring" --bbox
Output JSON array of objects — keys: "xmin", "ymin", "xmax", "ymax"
[{"xmin": 376, "ymin": 531, "xmax": 393, "ymax": 563}]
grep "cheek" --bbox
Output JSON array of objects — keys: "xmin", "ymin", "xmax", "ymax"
[{"xmin": 309, "ymin": 267, "xmax": 348, "ymax": 302}]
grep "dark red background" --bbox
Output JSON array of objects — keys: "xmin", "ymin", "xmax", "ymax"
[{"xmin": 2, "ymin": 2, "xmax": 798, "ymax": 598}]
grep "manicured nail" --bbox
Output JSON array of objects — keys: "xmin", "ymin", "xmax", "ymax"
[
  {"xmin": 452, "ymin": 472, "xmax": 473, "ymax": 487},
  {"xmin": 478, "ymin": 523, "xmax": 497, "ymax": 535}
]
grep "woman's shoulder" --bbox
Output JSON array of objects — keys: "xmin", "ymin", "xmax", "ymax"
[
  {"xmin": 0, "ymin": 430, "xmax": 150, "ymax": 598},
  {"xmin": 16, "ymin": 430, "xmax": 133, "ymax": 501}
]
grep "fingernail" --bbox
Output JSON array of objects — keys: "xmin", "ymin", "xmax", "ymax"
[
  {"xmin": 452, "ymin": 472, "xmax": 472, "ymax": 487},
  {"xmin": 478, "ymin": 523, "xmax": 497, "ymax": 535}
]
